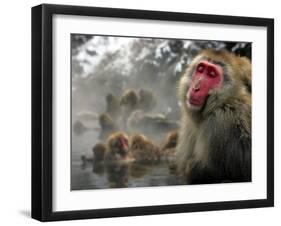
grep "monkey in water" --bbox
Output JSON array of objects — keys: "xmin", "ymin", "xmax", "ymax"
[
  {"xmin": 73, "ymin": 120, "xmax": 88, "ymax": 135},
  {"xmin": 176, "ymin": 49, "xmax": 251, "ymax": 184},
  {"xmin": 160, "ymin": 130, "xmax": 179, "ymax": 173},
  {"xmin": 80, "ymin": 143, "xmax": 107, "ymax": 165},
  {"xmin": 161, "ymin": 130, "xmax": 178, "ymax": 151},
  {"xmin": 105, "ymin": 93, "xmax": 121, "ymax": 121},
  {"xmin": 120, "ymin": 89, "xmax": 139, "ymax": 112},
  {"xmin": 92, "ymin": 142, "xmax": 107, "ymax": 174},
  {"xmin": 120, "ymin": 89, "xmax": 139, "ymax": 129},
  {"xmin": 92, "ymin": 142, "xmax": 107, "ymax": 162},
  {"xmin": 137, "ymin": 89, "xmax": 157, "ymax": 112},
  {"xmin": 130, "ymin": 134, "xmax": 161, "ymax": 163},
  {"xmin": 105, "ymin": 132, "xmax": 134, "ymax": 163},
  {"xmin": 161, "ymin": 130, "xmax": 178, "ymax": 161},
  {"xmin": 98, "ymin": 113, "xmax": 119, "ymax": 140}
]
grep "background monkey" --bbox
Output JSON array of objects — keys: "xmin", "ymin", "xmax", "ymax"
[
  {"xmin": 161, "ymin": 130, "xmax": 178, "ymax": 151},
  {"xmin": 92, "ymin": 142, "xmax": 107, "ymax": 174},
  {"xmin": 104, "ymin": 132, "xmax": 133, "ymax": 188},
  {"xmin": 92, "ymin": 142, "xmax": 107, "ymax": 162},
  {"xmin": 120, "ymin": 89, "xmax": 139, "ymax": 112},
  {"xmin": 130, "ymin": 133, "xmax": 160, "ymax": 163},
  {"xmin": 161, "ymin": 130, "xmax": 179, "ymax": 173},
  {"xmin": 98, "ymin": 113, "xmax": 119, "ymax": 140},
  {"xmin": 120, "ymin": 89, "xmax": 139, "ymax": 129},
  {"xmin": 137, "ymin": 89, "xmax": 157, "ymax": 112},
  {"xmin": 176, "ymin": 49, "xmax": 251, "ymax": 184},
  {"xmin": 105, "ymin": 93, "xmax": 121, "ymax": 120}
]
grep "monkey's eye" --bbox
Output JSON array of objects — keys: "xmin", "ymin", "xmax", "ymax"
[
  {"xmin": 207, "ymin": 68, "xmax": 217, "ymax": 78},
  {"xmin": 196, "ymin": 64, "xmax": 205, "ymax": 73}
]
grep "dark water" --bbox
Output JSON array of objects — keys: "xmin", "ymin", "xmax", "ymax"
[{"xmin": 71, "ymin": 125, "xmax": 184, "ymax": 190}]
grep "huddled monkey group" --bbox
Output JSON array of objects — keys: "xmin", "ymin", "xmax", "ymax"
[{"xmin": 79, "ymin": 49, "xmax": 252, "ymax": 185}]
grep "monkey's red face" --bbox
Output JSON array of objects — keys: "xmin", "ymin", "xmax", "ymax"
[
  {"xmin": 118, "ymin": 136, "xmax": 129, "ymax": 156},
  {"xmin": 187, "ymin": 60, "xmax": 223, "ymax": 109}
]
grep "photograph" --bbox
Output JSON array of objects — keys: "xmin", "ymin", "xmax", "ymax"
[
  {"xmin": 71, "ymin": 34, "xmax": 252, "ymax": 190},
  {"xmin": 31, "ymin": 4, "xmax": 274, "ymax": 221}
]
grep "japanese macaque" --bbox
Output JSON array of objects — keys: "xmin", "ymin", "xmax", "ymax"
[
  {"xmin": 160, "ymin": 130, "xmax": 179, "ymax": 173},
  {"xmin": 137, "ymin": 89, "xmax": 157, "ymax": 112},
  {"xmin": 176, "ymin": 49, "xmax": 251, "ymax": 184},
  {"xmin": 120, "ymin": 89, "xmax": 139, "ymax": 129},
  {"xmin": 120, "ymin": 89, "xmax": 139, "ymax": 111},
  {"xmin": 73, "ymin": 120, "xmax": 88, "ymax": 135},
  {"xmin": 91, "ymin": 143, "xmax": 107, "ymax": 174},
  {"xmin": 98, "ymin": 113, "xmax": 118, "ymax": 140},
  {"xmin": 105, "ymin": 132, "xmax": 134, "ymax": 163},
  {"xmin": 130, "ymin": 134, "xmax": 160, "ymax": 163},
  {"xmin": 162, "ymin": 130, "xmax": 178, "ymax": 151},
  {"xmin": 80, "ymin": 143, "xmax": 107, "ymax": 168},
  {"xmin": 161, "ymin": 130, "xmax": 178, "ymax": 160},
  {"xmin": 103, "ymin": 132, "xmax": 133, "ymax": 187},
  {"xmin": 105, "ymin": 93, "xmax": 121, "ymax": 120},
  {"xmin": 92, "ymin": 142, "xmax": 107, "ymax": 162}
]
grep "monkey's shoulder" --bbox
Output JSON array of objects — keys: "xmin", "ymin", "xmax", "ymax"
[
  {"xmin": 205, "ymin": 105, "xmax": 251, "ymax": 141},
  {"xmin": 200, "ymin": 106, "xmax": 251, "ymax": 182}
]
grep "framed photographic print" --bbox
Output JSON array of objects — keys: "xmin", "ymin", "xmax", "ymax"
[{"xmin": 31, "ymin": 4, "xmax": 274, "ymax": 221}]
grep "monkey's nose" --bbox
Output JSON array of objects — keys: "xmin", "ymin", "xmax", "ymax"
[
  {"xmin": 193, "ymin": 86, "xmax": 200, "ymax": 92},
  {"xmin": 192, "ymin": 79, "xmax": 201, "ymax": 92}
]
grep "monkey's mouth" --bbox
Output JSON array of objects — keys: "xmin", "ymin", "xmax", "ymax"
[{"xmin": 188, "ymin": 96, "xmax": 204, "ymax": 107}]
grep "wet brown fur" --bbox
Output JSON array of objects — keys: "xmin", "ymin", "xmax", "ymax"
[
  {"xmin": 106, "ymin": 93, "xmax": 121, "ymax": 120},
  {"xmin": 92, "ymin": 142, "xmax": 107, "ymax": 162},
  {"xmin": 105, "ymin": 132, "xmax": 133, "ymax": 162},
  {"xmin": 130, "ymin": 133, "xmax": 160, "ymax": 163}
]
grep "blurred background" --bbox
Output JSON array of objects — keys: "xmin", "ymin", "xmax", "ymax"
[
  {"xmin": 71, "ymin": 35, "xmax": 251, "ymax": 117},
  {"xmin": 71, "ymin": 34, "xmax": 251, "ymax": 190}
]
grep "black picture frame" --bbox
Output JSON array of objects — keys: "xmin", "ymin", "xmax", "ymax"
[{"xmin": 31, "ymin": 3, "xmax": 274, "ymax": 222}]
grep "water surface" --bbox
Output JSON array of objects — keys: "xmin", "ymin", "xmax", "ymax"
[{"xmin": 71, "ymin": 127, "xmax": 184, "ymax": 190}]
